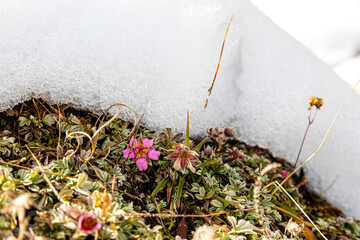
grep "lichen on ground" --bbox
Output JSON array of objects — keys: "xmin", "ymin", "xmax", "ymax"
[{"xmin": 0, "ymin": 99, "xmax": 359, "ymax": 240}]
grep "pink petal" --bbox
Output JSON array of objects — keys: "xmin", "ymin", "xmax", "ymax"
[
  {"xmin": 129, "ymin": 137, "xmax": 138, "ymax": 147},
  {"xmin": 187, "ymin": 161, "xmax": 196, "ymax": 173},
  {"xmin": 78, "ymin": 215, "xmax": 84, "ymax": 229},
  {"xmin": 147, "ymin": 149, "xmax": 160, "ymax": 160},
  {"xmin": 136, "ymin": 157, "xmax": 148, "ymax": 171},
  {"xmin": 142, "ymin": 138, "xmax": 153, "ymax": 148},
  {"xmin": 175, "ymin": 145, "xmax": 183, "ymax": 151},
  {"xmin": 180, "ymin": 159, "xmax": 187, "ymax": 173},
  {"xmin": 123, "ymin": 148, "xmax": 135, "ymax": 159},
  {"xmin": 188, "ymin": 154, "xmax": 200, "ymax": 162},
  {"xmin": 281, "ymin": 171, "xmax": 289, "ymax": 179},
  {"xmin": 173, "ymin": 159, "xmax": 181, "ymax": 171},
  {"xmin": 165, "ymin": 152, "xmax": 179, "ymax": 159},
  {"xmin": 93, "ymin": 222, "xmax": 101, "ymax": 231}
]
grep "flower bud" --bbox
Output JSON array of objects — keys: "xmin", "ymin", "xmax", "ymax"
[
  {"xmin": 206, "ymin": 127, "xmax": 220, "ymax": 138},
  {"xmin": 204, "ymin": 145, "xmax": 213, "ymax": 157},
  {"xmin": 228, "ymin": 147, "xmax": 244, "ymax": 159},
  {"xmin": 223, "ymin": 127, "xmax": 235, "ymax": 137}
]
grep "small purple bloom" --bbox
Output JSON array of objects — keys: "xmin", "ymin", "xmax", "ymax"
[
  {"xmin": 123, "ymin": 137, "xmax": 161, "ymax": 171},
  {"xmin": 78, "ymin": 214, "xmax": 101, "ymax": 234}
]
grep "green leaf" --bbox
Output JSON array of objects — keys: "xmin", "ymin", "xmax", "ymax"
[
  {"xmin": 93, "ymin": 167, "xmax": 111, "ymax": 184},
  {"xmin": 192, "ymin": 137, "xmax": 210, "ymax": 151},
  {"xmin": 151, "ymin": 177, "xmax": 170, "ymax": 197},
  {"xmin": 190, "ymin": 182, "xmax": 200, "ymax": 192},
  {"xmin": 185, "ymin": 111, "xmax": 190, "ymax": 147},
  {"xmin": 76, "ymin": 173, "xmax": 88, "ymax": 188},
  {"xmin": 206, "ymin": 191, "xmax": 214, "ymax": 199},
  {"xmin": 227, "ymin": 216, "xmax": 237, "ymax": 228},
  {"xmin": 19, "ymin": 116, "xmax": 31, "ymax": 127},
  {"xmin": 28, "ymin": 184, "xmax": 40, "ymax": 192},
  {"xmin": 43, "ymin": 114, "xmax": 56, "ymax": 126},
  {"xmin": 196, "ymin": 168, "xmax": 206, "ymax": 184},
  {"xmin": 199, "ymin": 187, "xmax": 206, "ymax": 197},
  {"xmin": 195, "ymin": 194, "xmax": 204, "ymax": 200},
  {"xmin": 176, "ymin": 176, "xmax": 185, "ymax": 207},
  {"xmin": 211, "ymin": 199, "xmax": 223, "ymax": 208}
]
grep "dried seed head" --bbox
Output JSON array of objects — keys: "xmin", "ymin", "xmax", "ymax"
[
  {"xmin": 308, "ymin": 96, "xmax": 324, "ymax": 109},
  {"xmin": 204, "ymin": 146, "xmax": 213, "ymax": 157},
  {"xmin": 206, "ymin": 127, "xmax": 220, "ymax": 138},
  {"xmin": 223, "ymin": 127, "xmax": 235, "ymax": 137},
  {"xmin": 315, "ymin": 98, "xmax": 324, "ymax": 109}
]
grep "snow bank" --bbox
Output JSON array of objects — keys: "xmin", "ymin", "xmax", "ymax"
[
  {"xmin": 1, "ymin": 0, "xmax": 359, "ymax": 218},
  {"xmin": 251, "ymin": 0, "xmax": 360, "ymax": 66}
]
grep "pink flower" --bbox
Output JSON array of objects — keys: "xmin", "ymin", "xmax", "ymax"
[
  {"xmin": 281, "ymin": 170, "xmax": 289, "ymax": 179},
  {"xmin": 166, "ymin": 144, "xmax": 200, "ymax": 173},
  {"xmin": 78, "ymin": 214, "xmax": 101, "ymax": 234},
  {"xmin": 123, "ymin": 137, "xmax": 161, "ymax": 171}
]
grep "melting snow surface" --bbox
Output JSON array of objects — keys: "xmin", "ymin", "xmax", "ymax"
[{"xmin": 1, "ymin": 0, "xmax": 360, "ymax": 218}]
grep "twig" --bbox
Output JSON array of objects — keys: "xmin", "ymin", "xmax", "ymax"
[
  {"xmin": 272, "ymin": 206, "xmax": 313, "ymax": 228},
  {"xmin": 115, "ymin": 207, "xmax": 258, "ymax": 218},
  {"xmin": 204, "ymin": 16, "xmax": 233, "ymax": 109}
]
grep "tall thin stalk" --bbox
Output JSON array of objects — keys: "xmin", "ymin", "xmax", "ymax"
[{"xmin": 292, "ymin": 108, "xmax": 318, "ymax": 169}]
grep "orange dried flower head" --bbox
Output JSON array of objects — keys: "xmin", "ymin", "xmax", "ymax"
[{"xmin": 308, "ymin": 96, "xmax": 324, "ymax": 109}]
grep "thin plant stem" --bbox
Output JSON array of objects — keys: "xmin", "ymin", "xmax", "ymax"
[
  {"xmin": 293, "ymin": 108, "xmax": 318, "ymax": 169},
  {"xmin": 115, "ymin": 207, "xmax": 258, "ymax": 218},
  {"xmin": 272, "ymin": 206, "xmax": 314, "ymax": 227},
  {"xmin": 318, "ymin": 175, "xmax": 339, "ymax": 198}
]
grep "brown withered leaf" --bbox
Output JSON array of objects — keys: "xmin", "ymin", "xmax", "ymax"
[
  {"xmin": 303, "ymin": 226, "xmax": 317, "ymax": 240},
  {"xmin": 176, "ymin": 218, "xmax": 187, "ymax": 239}
]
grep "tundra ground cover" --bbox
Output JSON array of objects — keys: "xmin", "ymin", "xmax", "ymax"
[{"xmin": 0, "ymin": 99, "xmax": 359, "ymax": 240}]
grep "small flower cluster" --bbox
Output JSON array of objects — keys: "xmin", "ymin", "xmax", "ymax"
[
  {"xmin": 122, "ymin": 125, "xmax": 238, "ymax": 173},
  {"xmin": 308, "ymin": 96, "xmax": 324, "ymax": 109},
  {"xmin": 123, "ymin": 136, "xmax": 201, "ymax": 174}
]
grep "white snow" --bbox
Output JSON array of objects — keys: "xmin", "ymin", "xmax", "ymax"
[
  {"xmin": 251, "ymin": 0, "xmax": 360, "ymax": 66},
  {"xmin": 334, "ymin": 55, "xmax": 360, "ymax": 93},
  {"xmin": 1, "ymin": 0, "xmax": 360, "ymax": 218}
]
